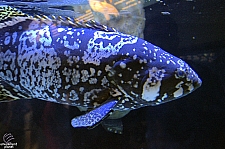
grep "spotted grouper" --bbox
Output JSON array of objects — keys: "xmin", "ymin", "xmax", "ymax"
[{"xmin": 0, "ymin": 5, "xmax": 202, "ymax": 134}]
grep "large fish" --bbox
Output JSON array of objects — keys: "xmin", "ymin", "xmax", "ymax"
[{"xmin": 0, "ymin": 5, "xmax": 201, "ymax": 134}]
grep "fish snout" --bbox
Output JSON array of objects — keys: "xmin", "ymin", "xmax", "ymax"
[
  {"xmin": 187, "ymin": 66, "xmax": 202, "ymax": 90},
  {"xmin": 193, "ymin": 75, "xmax": 202, "ymax": 89},
  {"xmin": 175, "ymin": 66, "xmax": 202, "ymax": 91}
]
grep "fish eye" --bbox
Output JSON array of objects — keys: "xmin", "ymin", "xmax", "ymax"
[{"xmin": 175, "ymin": 68, "xmax": 186, "ymax": 78}]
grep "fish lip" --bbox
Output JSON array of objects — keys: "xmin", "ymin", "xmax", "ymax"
[
  {"xmin": 192, "ymin": 77, "xmax": 202, "ymax": 90},
  {"xmin": 196, "ymin": 77, "xmax": 202, "ymax": 88}
]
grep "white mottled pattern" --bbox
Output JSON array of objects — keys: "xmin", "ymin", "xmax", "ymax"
[
  {"xmin": 82, "ymin": 31, "xmax": 138, "ymax": 65},
  {"xmin": 173, "ymin": 81, "xmax": 184, "ymax": 98},
  {"xmin": 142, "ymin": 80, "xmax": 161, "ymax": 101},
  {"xmin": 17, "ymin": 26, "xmax": 62, "ymax": 98},
  {"xmin": 141, "ymin": 67, "xmax": 166, "ymax": 102}
]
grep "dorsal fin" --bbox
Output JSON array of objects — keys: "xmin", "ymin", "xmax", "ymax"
[
  {"xmin": 0, "ymin": 5, "xmax": 29, "ymax": 22},
  {"xmin": 0, "ymin": 5, "xmax": 118, "ymax": 32},
  {"xmin": 0, "ymin": 5, "xmax": 33, "ymax": 30},
  {"xmin": 33, "ymin": 14, "xmax": 118, "ymax": 32}
]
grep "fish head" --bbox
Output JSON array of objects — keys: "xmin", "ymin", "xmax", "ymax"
[
  {"xmin": 139, "ymin": 46, "xmax": 202, "ymax": 106},
  {"xmin": 110, "ymin": 43, "xmax": 202, "ymax": 107}
]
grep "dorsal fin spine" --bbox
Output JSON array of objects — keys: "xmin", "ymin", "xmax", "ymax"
[{"xmin": 0, "ymin": 5, "xmax": 118, "ymax": 32}]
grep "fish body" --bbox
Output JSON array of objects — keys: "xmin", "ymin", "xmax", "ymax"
[
  {"xmin": 0, "ymin": 6, "xmax": 201, "ymax": 133},
  {"xmin": 89, "ymin": 0, "xmax": 119, "ymax": 20}
]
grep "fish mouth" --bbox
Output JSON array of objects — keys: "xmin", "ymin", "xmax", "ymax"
[
  {"xmin": 193, "ymin": 77, "xmax": 202, "ymax": 89},
  {"xmin": 197, "ymin": 77, "xmax": 202, "ymax": 87}
]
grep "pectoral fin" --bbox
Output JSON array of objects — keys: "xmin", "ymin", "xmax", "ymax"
[
  {"xmin": 101, "ymin": 119, "xmax": 123, "ymax": 134},
  {"xmin": 71, "ymin": 100, "xmax": 118, "ymax": 128},
  {"xmin": 101, "ymin": 110, "xmax": 130, "ymax": 134}
]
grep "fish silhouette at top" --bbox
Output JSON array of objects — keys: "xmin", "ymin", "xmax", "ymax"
[{"xmin": 0, "ymin": 5, "xmax": 201, "ymax": 134}]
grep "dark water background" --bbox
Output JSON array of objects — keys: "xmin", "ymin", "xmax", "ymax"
[{"xmin": 0, "ymin": 0, "xmax": 225, "ymax": 148}]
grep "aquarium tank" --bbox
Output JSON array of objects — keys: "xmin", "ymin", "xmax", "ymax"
[{"xmin": 0, "ymin": 0, "xmax": 224, "ymax": 149}]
